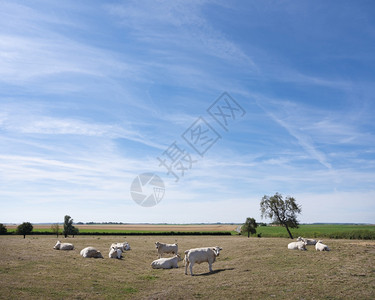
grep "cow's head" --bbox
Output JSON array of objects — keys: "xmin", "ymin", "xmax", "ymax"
[
  {"xmin": 213, "ymin": 246, "xmax": 222, "ymax": 256},
  {"xmin": 175, "ymin": 254, "xmax": 182, "ymax": 261},
  {"xmin": 155, "ymin": 242, "xmax": 160, "ymax": 249},
  {"xmin": 53, "ymin": 240, "xmax": 61, "ymax": 250},
  {"xmin": 297, "ymin": 236, "xmax": 303, "ymax": 241}
]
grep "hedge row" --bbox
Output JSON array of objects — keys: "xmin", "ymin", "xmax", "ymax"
[
  {"xmin": 3, "ymin": 230, "xmax": 374, "ymax": 239},
  {"xmin": 1, "ymin": 231, "xmax": 232, "ymax": 236},
  {"xmin": 326, "ymin": 230, "xmax": 375, "ymax": 240},
  {"xmin": 78, "ymin": 231, "xmax": 232, "ymax": 236}
]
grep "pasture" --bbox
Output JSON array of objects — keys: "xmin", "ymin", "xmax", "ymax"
[
  {"xmin": 0, "ymin": 235, "xmax": 374, "ymax": 299},
  {"xmin": 256, "ymin": 224, "xmax": 375, "ymax": 239}
]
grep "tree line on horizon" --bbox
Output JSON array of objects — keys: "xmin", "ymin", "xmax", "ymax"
[
  {"xmin": 1, "ymin": 194, "xmax": 303, "ymax": 239},
  {"xmin": 0, "ymin": 215, "xmax": 79, "ymax": 238}
]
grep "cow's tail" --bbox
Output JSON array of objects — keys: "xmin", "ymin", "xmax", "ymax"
[{"xmin": 183, "ymin": 250, "xmax": 189, "ymax": 264}]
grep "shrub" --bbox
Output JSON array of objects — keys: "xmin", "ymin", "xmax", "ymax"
[
  {"xmin": 16, "ymin": 222, "xmax": 33, "ymax": 238},
  {"xmin": 0, "ymin": 223, "xmax": 7, "ymax": 235}
]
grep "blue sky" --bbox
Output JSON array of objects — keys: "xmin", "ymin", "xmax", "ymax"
[{"xmin": 1, "ymin": 0, "xmax": 374, "ymax": 224}]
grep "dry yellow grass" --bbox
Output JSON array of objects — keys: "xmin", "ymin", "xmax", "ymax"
[{"xmin": 0, "ymin": 235, "xmax": 374, "ymax": 299}]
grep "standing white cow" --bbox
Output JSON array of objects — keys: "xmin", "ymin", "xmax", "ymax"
[
  {"xmin": 151, "ymin": 254, "xmax": 182, "ymax": 269},
  {"xmin": 184, "ymin": 246, "xmax": 222, "ymax": 276},
  {"xmin": 109, "ymin": 246, "xmax": 123, "ymax": 259},
  {"xmin": 297, "ymin": 236, "xmax": 317, "ymax": 245},
  {"xmin": 53, "ymin": 240, "xmax": 74, "ymax": 250},
  {"xmin": 288, "ymin": 241, "xmax": 307, "ymax": 250},
  {"xmin": 155, "ymin": 242, "xmax": 178, "ymax": 258},
  {"xmin": 80, "ymin": 247, "xmax": 103, "ymax": 258},
  {"xmin": 315, "ymin": 240, "xmax": 330, "ymax": 251}
]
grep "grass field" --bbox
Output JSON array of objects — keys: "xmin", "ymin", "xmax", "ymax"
[
  {"xmin": 0, "ymin": 235, "xmax": 374, "ymax": 299},
  {"xmin": 256, "ymin": 224, "xmax": 375, "ymax": 239}
]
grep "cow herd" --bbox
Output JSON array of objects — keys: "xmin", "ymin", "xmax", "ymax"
[
  {"xmin": 53, "ymin": 236, "xmax": 330, "ymax": 276},
  {"xmin": 288, "ymin": 236, "xmax": 331, "ymax": 251},
  {"xmin": 53, "ymin": 240, "xmax": 223, "ymax": 276}
]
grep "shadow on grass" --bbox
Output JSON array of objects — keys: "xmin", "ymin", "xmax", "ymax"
[{"xmin": 193, "ymin": 267, "xmax": 235, "ymax": 276}]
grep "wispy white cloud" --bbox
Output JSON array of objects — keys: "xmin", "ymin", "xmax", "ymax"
[
  {"xmin": 106, "ymin": 0, "xmax": 254, "ymax": 68},
  {"xmin": 0, "ymin": 34, "xmax": 137, "ymax": 84},
  {"xmin": 254, "ymin": 99, "xmax": 332, "ymax": 169}
]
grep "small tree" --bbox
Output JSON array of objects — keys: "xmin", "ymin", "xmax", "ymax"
[
  {"xmin": 16, "ymin": 222, "xmax": 33, "ymax": 238},
  {"xmin": 0, "ymin": 223, "xmax": 7, "ymax": 235},
  {"xmin": 71, "ymin": 226, "xmax": 79, "ymax": 238},
  {"xmin": 63, "ymin": 215, "xmax": 78, "ymax": 238},
  {"xmin": 241, "ymin": 217, "xmax": 258, "ymax": 238},
  {"xmin": 260, "ymin": 193, "xmax": 301, "ymax": 239},
  {"xmin": 51, "ymin": 223, "xmax": 60, "ymax": 238}
]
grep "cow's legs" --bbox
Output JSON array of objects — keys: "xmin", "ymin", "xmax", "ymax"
[
  {"xmin": 189, "ymin": 263, "xmax": 194, "ymax": 276},
  {"xmin": 184, "ymin": 261, "xmax": 189, "ymax": 275},
  {"xmin": 208, "ymin": 262, "xmax": 213, "ymax": 272}
]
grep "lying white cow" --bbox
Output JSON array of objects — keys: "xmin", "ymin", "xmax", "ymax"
[
  {"xmin": 155, "ymin": 241, "xmax": 178, "ymax": 258},
  {"xmin": 53, "ymin": 240, "xmax": 74, "ymax": 250},
  {"xmin": 288, "ymin": 241, "xmax": 307, "ymax": 251},
  {"xmin": 184, "ymin": 246, "xmax": 222, "ymax": 276},
  {"xmin": 151, "ymin": 254, "xmax": 182, "ymax": 269},
  {"xmin": 80, "ymin": 247, "xmax": 103, "ymax": 258},
  {"xmin": 110, "ymin": 242, "xmax": 130, "ymax": 252},
  {"xmin": 109, "ymin": 246, "xmax": 123, "ymax": 259},
  {"xmin": 297, "ymin": 236, "xmax": 317, "ymax": 245},
  {"xmin": 315, "ymin": 240, "xmax": 330, "ymax": 251}
]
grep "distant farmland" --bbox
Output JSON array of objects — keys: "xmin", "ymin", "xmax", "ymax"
[
  {"xmin": 4, "ymin": 224, "xmax": 375, "ymax": 239},
  {"xmin": 5, "ymin": 224, "xmax": 239, "ymax": 234}
]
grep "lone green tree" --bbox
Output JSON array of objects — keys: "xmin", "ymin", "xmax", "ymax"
[
  {"xmin": 260, "ymin": 193, "xmax": 301, "ymax": 239},
  {"xmin": 16, "ymin": 222, "xmax": 33, "ymax": 238},
  {"xmin": 241, "ymin": 217, "xmax": 258, "ymax": 238},
  {"xmin": 63, "ymin": 215, "xmax": 78, "ymax": 238},
  {"xmin": 51, "ymin": 223, "xmax": 60, "ymax": 238},
  {"xmin": 0, "ymin": 223, "xmax": 7, "ymax": 235}
]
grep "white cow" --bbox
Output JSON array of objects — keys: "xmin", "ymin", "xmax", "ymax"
[
  {"xmin": 80, "ymin": 247, "xmax": 103, "ymax": 258},
  {"xmin": 288, "ymin": 241, "xmax": 307, "ymax": 250},
  {"xmin": 297, "ymin": 236, "xmax": 317, "ymax": 245},
  {"xmin": 53, "ymin": 240, "xmax": 74, "ymax": 250},
  {"xmin": 109, "ymin": 246, "xmax": 123, "ymax": 259},
  {"xmin": 315, "ymin": 240, "xmax": 330, "ymax": 251},
  {"xmin": 155, "ymin": 242, "xmax": 178, "ymax": 258},
  {"xmin": 151, "ymin": 254, "xmax": 182, "ymax": 269},
  {"xmin": 184, "ymin": 246, "xmax": 222, "ymax": 276},
  {"xmin": 110, "ymin": 242, "xmax": 130, "ymax": 252}
]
